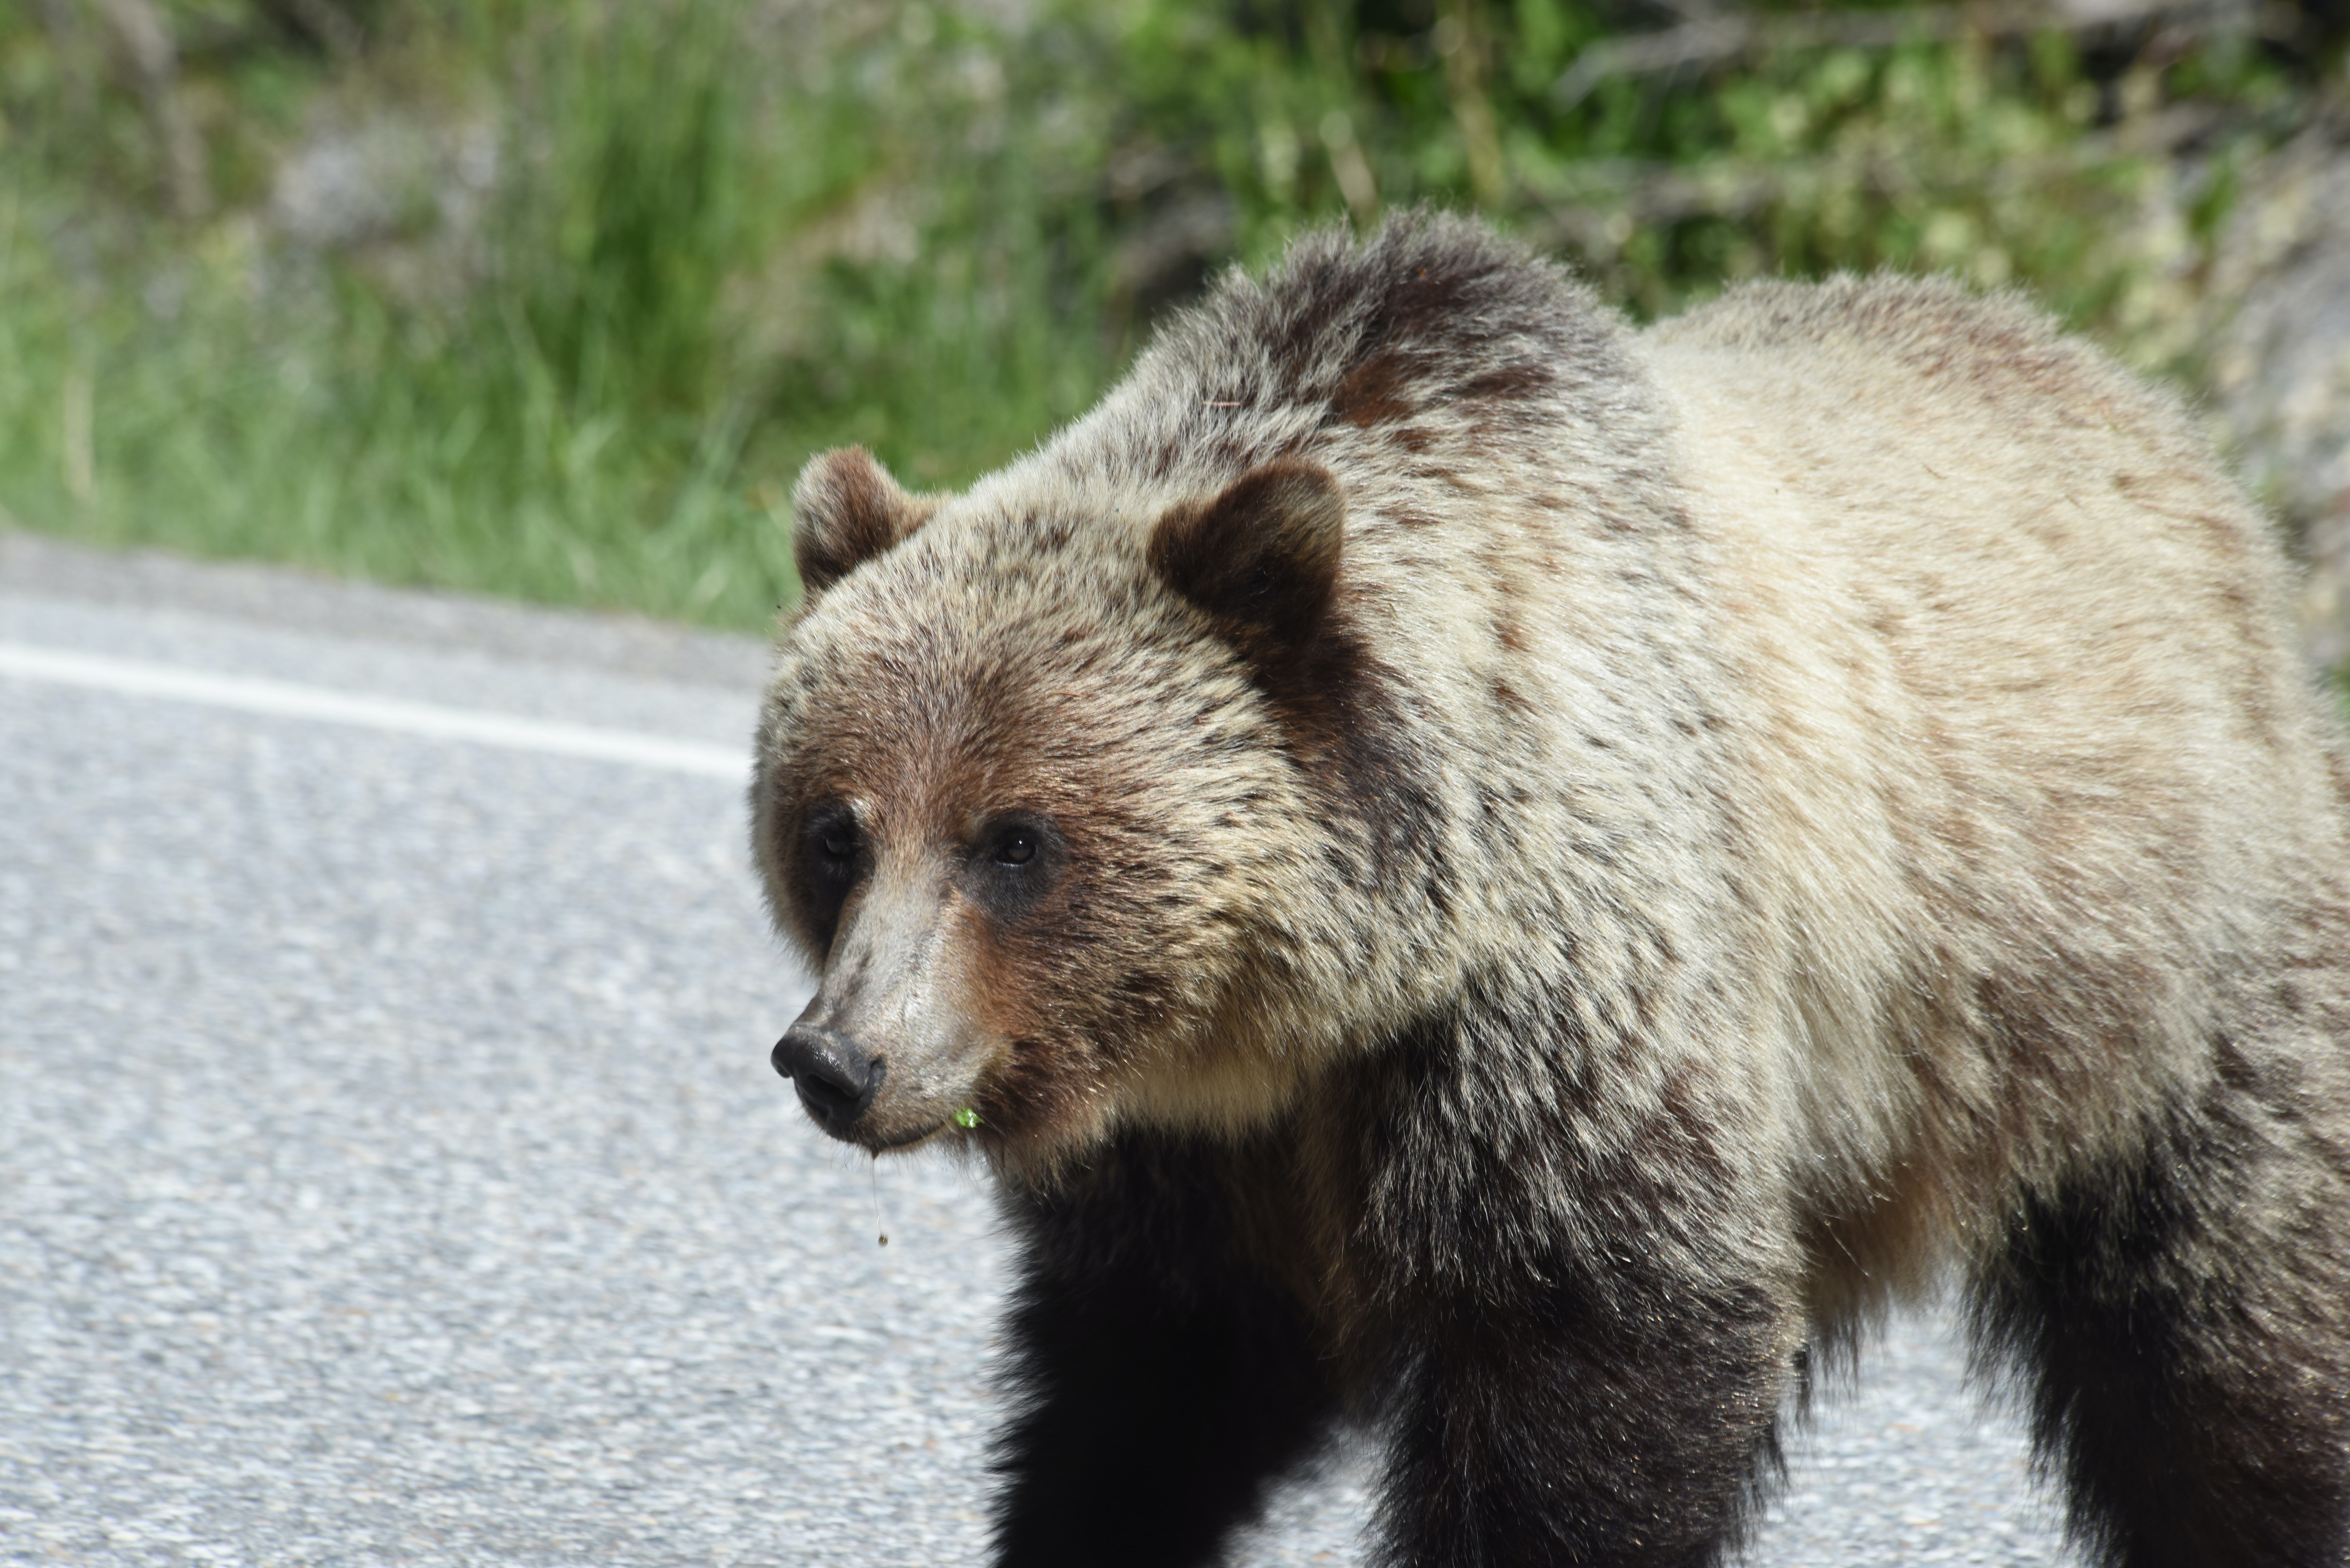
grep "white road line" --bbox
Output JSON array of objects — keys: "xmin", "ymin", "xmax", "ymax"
[{"xmin": 0, "ymin": 641, "xmax": 751, "ymax": 780}]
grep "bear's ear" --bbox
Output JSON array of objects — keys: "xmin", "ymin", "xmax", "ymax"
[
  {"xmin": 790, "ymin": 447, "xmax": 941, "ymax": 596},
  {"xmin": 1148, "ymin": 460, "xmax": 1345, "ymax": 656}
]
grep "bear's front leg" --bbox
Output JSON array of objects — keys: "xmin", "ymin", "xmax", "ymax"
[
  {"xmin": 1371, "ymin": 1264, "xmax": 1796, "ymax": 1568},
  {"xmin": 989, "ymin": 1130, "xmax": 1341, "ymax": 1568}
]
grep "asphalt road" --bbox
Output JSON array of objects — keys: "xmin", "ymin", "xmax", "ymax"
[{"xmin": 1, "ymin": 533, "xmax": 2078, "ymax": 1566}]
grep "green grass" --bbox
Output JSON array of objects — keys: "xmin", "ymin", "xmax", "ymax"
[
  {"xmin": 0, "ymin": 181, "xmax": 797, "ymax": 625},
  {"xmin": 0, "ymin": 1, "xmax": 2327, "ymax": 629}
]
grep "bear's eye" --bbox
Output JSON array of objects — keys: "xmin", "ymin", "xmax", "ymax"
[
  {"xmin": 803, "ymin": 808, "xmax": 860, "ymax": 875},
  {"xmin": 962, "ymin": 814, "xmax": 1064, "ymax": 922}
]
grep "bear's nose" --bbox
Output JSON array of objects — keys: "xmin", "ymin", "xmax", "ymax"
[{"xmin": 771, "ymin": 1023, "xmax": 883, "ymax": 1130}]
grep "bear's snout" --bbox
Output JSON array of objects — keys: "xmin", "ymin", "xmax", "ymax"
[{"xmin": 771, "ymin": 1022, "xmax": 883, "ymax": 1134}]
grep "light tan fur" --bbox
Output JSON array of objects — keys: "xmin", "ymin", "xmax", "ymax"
[{"xmin": 1641, "ymin": 276, "xmax": 2350, "ymax": 1319}]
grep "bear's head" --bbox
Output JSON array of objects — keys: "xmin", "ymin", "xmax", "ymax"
[{"xmin": 754, "ymin": 444, "xmax": 1384, "ymax": 1176}]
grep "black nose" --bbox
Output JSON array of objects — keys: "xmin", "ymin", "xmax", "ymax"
[{"xmin": 771, "ymin": 1023, "xmax": 883, "ymax": 1129}]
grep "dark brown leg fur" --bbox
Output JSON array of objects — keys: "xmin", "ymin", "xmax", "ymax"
[
  {"xmin": 990, "ymin": 1131, "xmax": 1340, "ymax": 1568},
  {"xmin": 1344, "ymin": 1005, "xmax": 1801, "ymax": 1568},
  {"xmin": 1972, "ymin": 1052, "xmax": 2350, "ymax": 1568},
  {"xmin": 1370, "ymin": 1268, "xmax": 1792, "ymax": 1568}
]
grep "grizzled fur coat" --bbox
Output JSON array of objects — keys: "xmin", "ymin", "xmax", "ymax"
[{"xmin": 753, "ymin": 212, "xmax": 2350, "ymax": 1567}]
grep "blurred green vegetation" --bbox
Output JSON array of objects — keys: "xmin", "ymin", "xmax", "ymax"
[{"xmin": 0, "ymin": 1, "xmax": 2339, "ymax": 626}]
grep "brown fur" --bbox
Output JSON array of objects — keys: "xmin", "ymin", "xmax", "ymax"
[{"xmin": 753, "ymin": 214, "xmax": 2350, "ymax": 1567}]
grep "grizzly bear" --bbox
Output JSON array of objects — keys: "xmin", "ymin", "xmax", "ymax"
[{"xmin": 752, "ymin": 213, "xmax": 2350, "ymax": 1567}]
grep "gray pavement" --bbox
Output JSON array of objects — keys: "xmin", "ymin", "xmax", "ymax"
[{"xmin": 0, "ymin": 535, "xmax": 2077, "ymax": 1565}]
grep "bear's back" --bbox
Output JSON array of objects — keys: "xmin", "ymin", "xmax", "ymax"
[{"xmin": 1637, "ymin": 276, "xmax": 2348, "ymax": 1258}]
